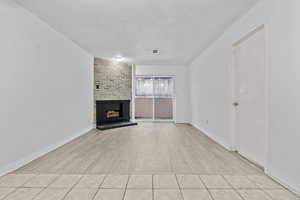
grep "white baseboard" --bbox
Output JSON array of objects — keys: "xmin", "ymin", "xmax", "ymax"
[
  {"xmin": 190, "ymin": 123, "xmax": 299, "ymax": 196},
  {"xmin": 175, "ymin": 121, "xmax": 190, "ymax": 124},
  {"xmin": 265, "ymin": 169, "xmax": 300, "ymax": 197},
  {"xmin": 190, "ymin": 123, "xmax": 232, "ymax": 151},
  {"xmin": 0, "ymin": 126, "xmax": 93, "ymax": 176}
]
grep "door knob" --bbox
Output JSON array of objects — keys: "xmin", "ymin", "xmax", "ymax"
[{"xmin": 233, "ymin": 102, "xmax": 239, "ymax": 107}]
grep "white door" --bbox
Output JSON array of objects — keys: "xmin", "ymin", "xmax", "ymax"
[{"xmin": 233, "ymin": 26, "xmax": 267, "ymax": 167}]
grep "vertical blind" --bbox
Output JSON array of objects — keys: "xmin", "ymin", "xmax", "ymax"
[{"xmin": 135, "ymin": 77, "xmax": 174, "ymax": 97}]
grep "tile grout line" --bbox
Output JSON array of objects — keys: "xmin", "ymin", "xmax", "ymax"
[
  {"xmin": 152, "ymin": 174, "xmax": 154, "ymax": 200},
  {"xmin": 245, "ymin": 175, "xmax": 277, "ymax": 199},
  {"xmin": 2, "ymin": 174, "xmax": 61, "ymax": 200},
  {"xmin": 246, "ymin": 175, "xmax": 280, "ymax": 200},
  {"xmin": 121, "ymin": 174, "xmax": 131, "ymax": 200},
  {"xmin": 2, "ymin": 173, "xmax": 43, "ymax": 200},
  {"xmin": 174, "ymin": 174, "xmax": 185, "ymax": 200},
  {"xmin": 260, "ymin": 188, "xmax": 278, "ymax": 200},
  {"xmin": 221, "ymin": 175, "xmax": 288, "ymax": 200},
  {"xmin": 98, "ymin": 174, "xmax": 109, "ymax": 189},
  {"xmin": 30, "ymin": 187, "xmax": 47, "ymax": 200},
  {"xmin": 90, "ymin": 187, "xmax": 101, "ymax": 200},
  {"xmin": 3, "ymin": 173, "xmax": 294, "ymax": 200},
  {"xmin": 61, "ymin": 174, "xmax": 84, "ymax": 200},
  {"xmin": 197, "ymin": 175, "xmax": 216, "ymax": 200},
  {"xmin": 31, "ymin": 174, "xmax": 63, "ymax": 200},
  {"xmin": 221, "ymin": 175, "xmax": 246, "ymax": 200},
  {"xmin": 91, "ymin": 174, "xmax": 108, "ymax": 200},
  {"xmin": 20, "ymin": 174, "xmax": 38, "ymax": 188},
  {"xmin": 0, "ymin": 188, "xmax": 18, "ymax": 200}
]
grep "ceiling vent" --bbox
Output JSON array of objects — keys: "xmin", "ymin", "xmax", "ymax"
[{"xmin": 152, "ymin": 50, "xmax": 159, "ymax": 54}]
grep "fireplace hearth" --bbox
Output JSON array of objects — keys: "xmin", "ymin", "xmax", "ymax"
[{"xmin": 96, "ymin": 100, "xmax": 137, "ymax": 130}]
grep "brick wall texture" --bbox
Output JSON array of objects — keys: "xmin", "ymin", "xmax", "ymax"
[{"xmin": 94, "ymin": 58, "xmax": 132, "ymax": 100}]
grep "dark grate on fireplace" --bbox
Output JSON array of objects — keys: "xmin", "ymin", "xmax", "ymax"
[{"xmin": 96, "ymin": 100, "xmax": 137, "ymax": 130}]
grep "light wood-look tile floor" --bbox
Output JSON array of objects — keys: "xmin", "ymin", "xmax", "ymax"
[{"xmin": 0, "ymin": 123, "xmax": 298, "ymax": 199}]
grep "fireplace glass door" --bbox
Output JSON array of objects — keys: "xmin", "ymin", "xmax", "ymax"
[{"xmin": 135, "ymin": 76, "xmax": 174, "ymax": 121}]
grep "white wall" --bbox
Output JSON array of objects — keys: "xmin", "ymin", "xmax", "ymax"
[
  {"xmin": 135, "ymin": 65, "xmax": 190, "ymax": 123},
  {"xmin": 188, "ymin": 0, "xmax": 300, "ymax": 194},
  {"xmin": 0, "ymin": 0, "xmax": 94, "ymax": 175}
]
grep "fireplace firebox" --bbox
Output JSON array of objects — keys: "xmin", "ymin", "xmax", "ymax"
[{"xmin": 96, "ymin": 100, "xmax": 137, "ymax": 130}]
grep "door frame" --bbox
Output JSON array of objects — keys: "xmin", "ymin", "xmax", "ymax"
[
  {"xmin": 132, "ymin": 74, "xmax": 176, "ymax": 122},
  {"xmin": 229, "ymin": 24, "xmax": 270, "ymax": 169}
]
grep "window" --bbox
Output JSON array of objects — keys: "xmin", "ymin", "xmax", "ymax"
[
  {"xmin": 135, "ymin": 77, "xmax": 174, "ymax": 97},
  {"xmin": 135, "ymin": 76, "xmax": 175, "ymax": 121}
]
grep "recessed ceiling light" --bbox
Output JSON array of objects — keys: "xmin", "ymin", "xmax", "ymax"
[
  {"xmin": 153, "ymin": 50, "xmax": 159, "ymax": 54},
  {"xmin": 114, "ymin": 55, "xmax": 124, "ymax": 62}
]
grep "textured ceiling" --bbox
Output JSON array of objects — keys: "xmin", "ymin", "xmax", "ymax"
[{"xmin": 15, "ymin": 0, "xmax": 259, "ymax": 65}]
